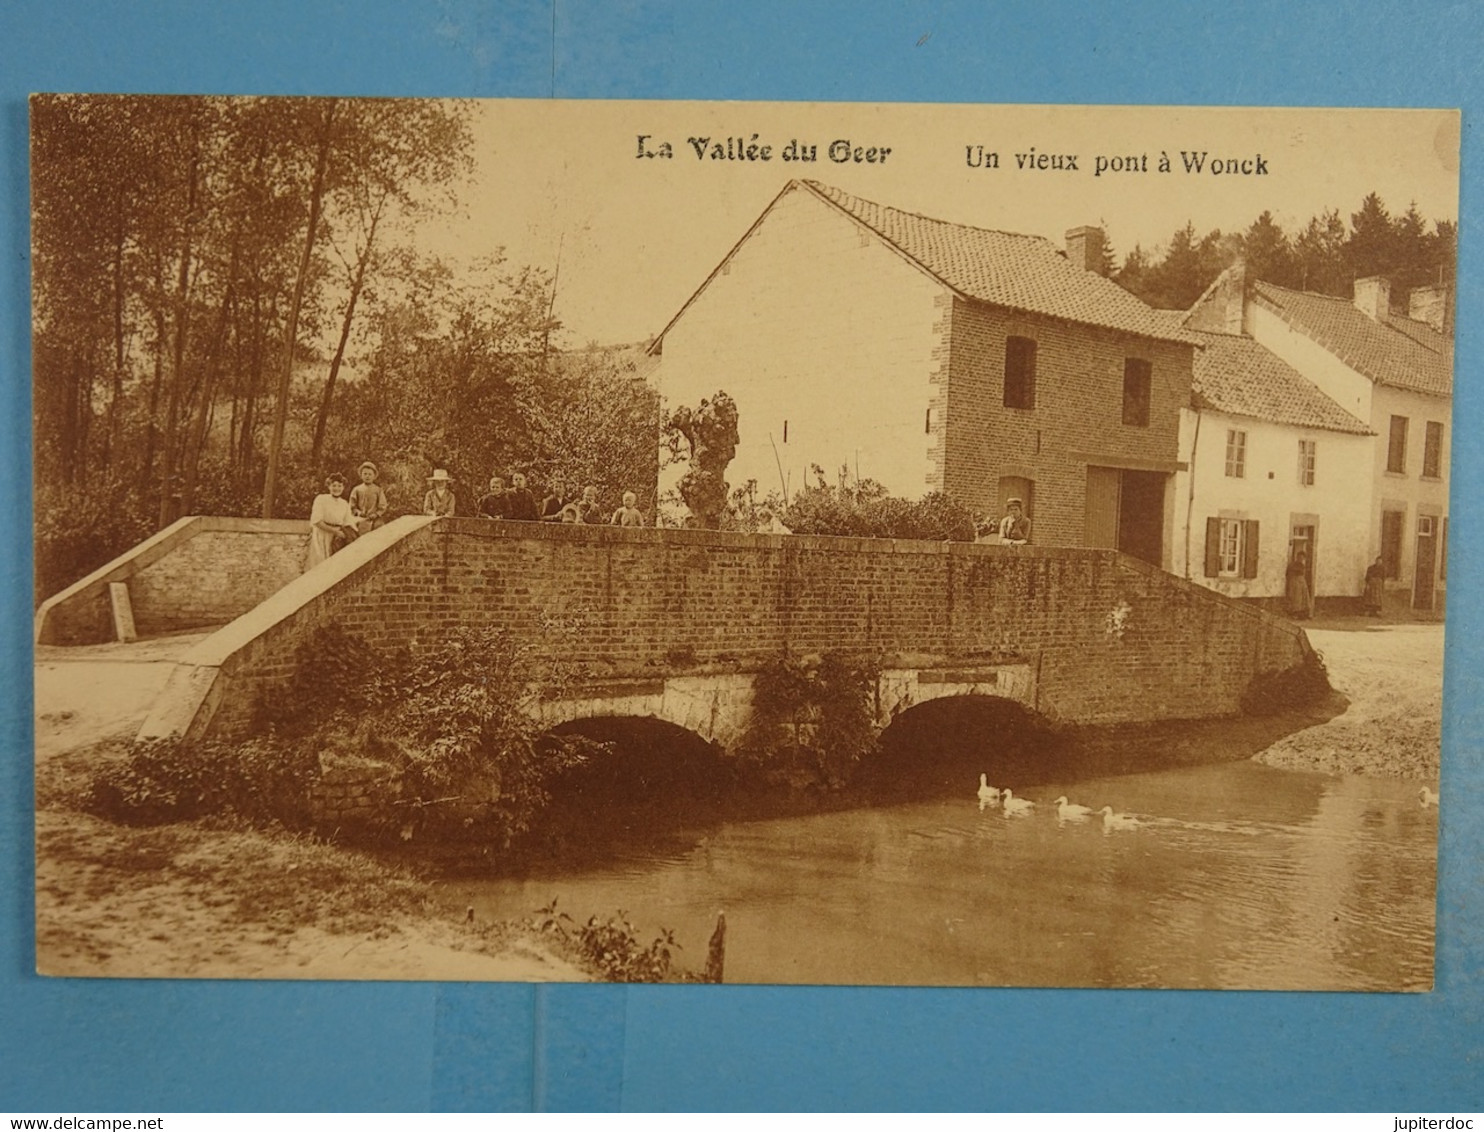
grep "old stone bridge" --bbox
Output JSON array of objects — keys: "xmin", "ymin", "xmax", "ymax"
[{"xmin": 36, "ymin": 515, "xmax": 1311, "ymax": 750}]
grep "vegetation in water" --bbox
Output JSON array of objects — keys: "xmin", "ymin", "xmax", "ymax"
[{"xmin": 736, "ymin": 650, "xmax": 881, "ymax": 790}]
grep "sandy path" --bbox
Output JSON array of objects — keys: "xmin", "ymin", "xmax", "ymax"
[
  {"xmin": 1254, "ymin": 623, "xmax": 1443, "ymax": 780},
  {"xmin": 34, "ymin": 633, "xmax": 208, "ymax": 758}
]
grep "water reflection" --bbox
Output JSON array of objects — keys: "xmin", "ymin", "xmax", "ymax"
[{"xmin": 452, "ymin": 761, "xmax": 1435, "ymax": 990}]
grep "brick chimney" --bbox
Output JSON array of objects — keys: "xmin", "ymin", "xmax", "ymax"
[
  {"xmin": 1353, "ymin": 276, "xmax": 1391, "ymax": 321},
  {"xmin": 1408, "ymin": 285, "xmax": 1450, "ymax": 333},
  {"xmin": 1064, "ymin": 226, "xmax": 1105, "ymax": 274},
  {"xmin": 1185, "ymin": 262, "xmax": 1246, "ymax": 335}
]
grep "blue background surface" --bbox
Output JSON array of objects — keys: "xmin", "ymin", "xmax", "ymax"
[{"xmin": 2, "ymin": 0, "xmax": 1482, "ymax": 1112}]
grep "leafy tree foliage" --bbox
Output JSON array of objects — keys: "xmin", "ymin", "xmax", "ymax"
[
  {"xmin": 736, "ymin": 651, "xmax": 881, "ymax": 791},
  {"xmin": 32, "ymin": 95, "xmax": 664, "ymax": 598}
]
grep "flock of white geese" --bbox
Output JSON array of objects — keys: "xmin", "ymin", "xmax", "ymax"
[
  {"xmin": 978, "ymin": 773, "xmax": 1441, "ymax": 830},
  {"xmin": 977, "ymin": 773, "xmax": 1140, "ymax": 831}
]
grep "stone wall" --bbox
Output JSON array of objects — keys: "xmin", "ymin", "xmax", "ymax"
[
  {"xmin": 129, "ymin": 527, "xmax": 311, "ymax": 636},
  {"xmin": 308, "ymin": 754, "xmax": 404, "ymax": 831},
  {"xmin": 37, "ymin": 517, "xmax": 310, "ymax": 645},
  {"xmin": 193, "ymin": 521, "xmax": 1308, "ymax": 740}
]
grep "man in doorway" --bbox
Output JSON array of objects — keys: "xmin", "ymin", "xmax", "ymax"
[{"xmin": 999, "ymin": 497, "xmax": 1031, "ymax": 545}]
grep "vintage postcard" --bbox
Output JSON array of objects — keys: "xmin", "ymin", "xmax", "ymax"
[{"xmin": 31, "ymin": 97, "xmax": 1455, "ymax": 988}]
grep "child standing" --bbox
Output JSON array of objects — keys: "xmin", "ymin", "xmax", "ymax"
[{"xmin": 349, "ymin": 461, "xmax": 388, "ymax": 531}]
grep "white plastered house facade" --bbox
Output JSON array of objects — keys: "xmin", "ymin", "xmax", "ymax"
[
  {"xmin": 648, "ymin": 179, "xmax": 1195, "ymax": 563},
  {"xmin": 1174, "ymin": 265, "xmax": 1452, "ymax": 612},
  {"xmin": 652, "ymin": 181, "xmax": 943, "ymax": 509}
]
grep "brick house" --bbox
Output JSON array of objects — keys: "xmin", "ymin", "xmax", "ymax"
[
  {"xmin": 1186, "ymin": 266, "xmax": 1453, "ymax": 610},
  {"xmin": 1159, "ymin": 278, "xmax": 1374, "ymax": 609},
  {"xmin": 650, "ymin": 180, "xmax": 1195, "ymax": 565}
]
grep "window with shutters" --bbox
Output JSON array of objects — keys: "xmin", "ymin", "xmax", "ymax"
[
  {"xmin": 1298, "ymin": 438, "xmax": 1316, "ymax": 486},
  {"xmin": 1387, "ymin": 415, "xmax": 1408, "ymax": 474},
  {"xmin": 1204, "ymin": 516, "xmax": 1259, "ymax": 579},
  {"xmin": 1122, "ymin": 358, "xmax": 1151, "ymax": 426},
  {"xmin": 1224, "ymin": 429, "xmax": 1247, "ymax": 478},
  {"xmin": 1423, "ymin": 421, "xmax": 1443, "ymax": 479},
  {"xmin": 1381, "ymin": 509, "xmax": 1405, "ymax": 579},
  {"xmin": 1004, "ymin": 336, "xmax": 1036, "ymax": 409}
]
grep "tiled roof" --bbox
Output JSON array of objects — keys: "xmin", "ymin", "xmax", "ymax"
[
  {"xmin": 1388, "ymin": 313, "xmax": 1450, "ymax": 355},
  {"xmin": 1153, "ymin": 313, "xmax": 1372, "ymax": 435},
  {"xmin": 1252, "ymin": 282, "xmax": 1452, "ymax": 398},
  {"xmin": 799, "ymin": 181, "xmax": 1193, "ymax": 345}
]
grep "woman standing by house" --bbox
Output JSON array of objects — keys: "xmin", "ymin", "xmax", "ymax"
[
  {"xmin": 1363, "ymin": 555, "xmax": 1387, "ymax": 617},
  {"xmin": 1286, "ymin": 550, "xmax": 1314, "ymax": 620}
]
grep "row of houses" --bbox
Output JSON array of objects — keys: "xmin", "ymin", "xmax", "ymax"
[{"xmin": 651, "ymin": 179, "xmax": 1452, "ymax": 613}]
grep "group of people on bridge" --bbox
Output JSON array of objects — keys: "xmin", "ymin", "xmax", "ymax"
[{"xmin": 305, "ymin": 462, "xmax": 647, "ymax": 572}]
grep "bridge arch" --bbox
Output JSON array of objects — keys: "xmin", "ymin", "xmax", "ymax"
[
  {"xmin": 534, "ymin": 673, "xmax": 754, "ymax": 749},
  {"xmin": 865, "ymin": 691, "xmax": 1058, "ymax": 795},
  {"xmin": 875, "ymin": 664, "xmax": 1037, "ymax": 727}
]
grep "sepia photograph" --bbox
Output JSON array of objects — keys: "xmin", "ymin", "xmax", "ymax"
[{"xmin": 30, "ymin": 96, "xmax": 1456, "ymax": 988}]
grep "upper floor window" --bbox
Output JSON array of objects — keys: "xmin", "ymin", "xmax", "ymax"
[
  {"xmin": 1423, "ymin": 420, "xmax": 1444, "ymax": 479},
  {"xmin": 1298, "ymin": 438, "xmax": 1316, "ymax": 486},
  {"xmin": 1004, "ymin": 336, "xmax": 1036, "ymax": 410},
  {"xmin": 1387, "ymin": 415, "xmax": 1409, "ymax": 474},
  {"xmin": 1122, "ymin": 358, "xmax": 1151, "ymax": 426},
  {"xmin": 1224, "ymin": 429, "xmax": 1247, "ymax": 478}
]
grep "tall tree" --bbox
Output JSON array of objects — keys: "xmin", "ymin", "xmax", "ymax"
[
  {"xmin": 1292, "ymin": 208, "xmax": 1348, "ymax": 295},
  {"xmin": 262, "ymin": 97, "xmax": 338, "ymax": 518},
  {"xmin": 308, "ymin": 99, "xmax": 474, "ymax": 467},
  {"xmin": 1241, "ymin": 210, "xmax": 1294, "ymax": 287},
  {"xmin": 1346, "ymin": 192, "xmax": 1396, "ymax": 285}
]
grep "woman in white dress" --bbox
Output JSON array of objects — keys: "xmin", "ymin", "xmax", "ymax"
[{"xmin": 306, "ymin": 474, "xmax": 358, "ymax": 571}]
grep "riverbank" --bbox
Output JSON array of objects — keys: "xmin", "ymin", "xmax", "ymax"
[
  {"xmin": 34, "ymin": 726, "xmax": 592, "ymax": 980},
  {"xmin": 1254, "ymin": 622, "xmax": 1442, "ymax": 780}
]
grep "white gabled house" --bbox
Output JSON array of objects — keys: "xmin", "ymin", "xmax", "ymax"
[
  {"xmin": 1164, "ymin": 288, "xmax": 1374, "ymax": 608},
  {"xmin": 1175, "ymin": 265, "xmax": 1452, "ymax": 612}
]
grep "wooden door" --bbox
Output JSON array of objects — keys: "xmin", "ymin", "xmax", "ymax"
[
  {"xmin": 1414, "ymin": 516, "xmax": 1437, "ymax": 610},
  {"xmin": 1084, "ymin": 466, "xmax": 1120, "ymax": 548}
]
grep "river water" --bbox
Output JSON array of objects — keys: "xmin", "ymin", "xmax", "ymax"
[{"xmin": 452, "ymin": 758, "xmax": 1435, "ymax": 989}]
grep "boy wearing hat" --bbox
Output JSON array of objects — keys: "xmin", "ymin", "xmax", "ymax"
[
  {"xmin": 349, "ymin": 461, "xmax": 388, "ymax": 531},
  {"xmin": 423, "ymin": 468, "xmax": 457, "ymax": 517}
]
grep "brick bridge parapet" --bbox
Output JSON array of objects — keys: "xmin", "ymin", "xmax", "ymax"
[{"xmin": 132, "ymin": 518, "xmax": 1310, "ymax": 743}]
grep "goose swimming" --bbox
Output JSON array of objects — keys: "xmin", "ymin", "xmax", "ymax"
[
  {"xmin": 977, "ymin": 774, "xmax": 1000, "ymax": 810},
  {"xmin": 1099, "ymin": 806, "xmax": 1139, "ymax": 832},
  {"xmin": 1001, "ymin": 789, "xmax": 1035, "ymax": 816},
  {"xmin": 1054, "ymin": 796, "xmax": 1094, "ymax": 822}
]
